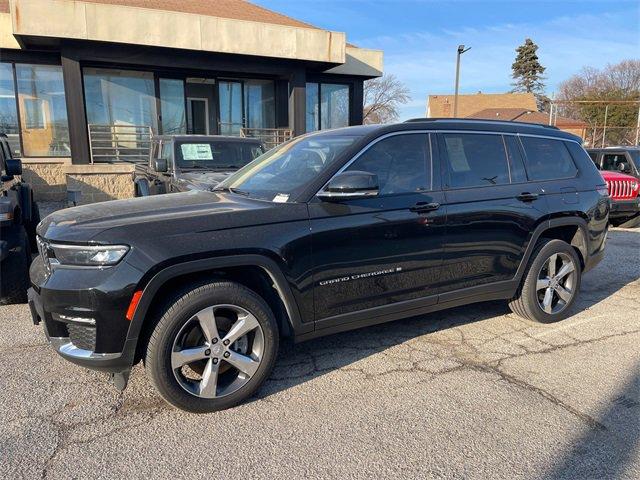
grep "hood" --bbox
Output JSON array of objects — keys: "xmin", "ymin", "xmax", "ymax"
[
  {"xmin": 37, "ymin": 190, "xmax": 305, "ymax": 243},
  {"xmin": 178, "ymin": 171, "xmax": 234, "ymax": 191},
  {"xmin": 599, "ymin": 170, "xmax": 638, "ymax": 181}
]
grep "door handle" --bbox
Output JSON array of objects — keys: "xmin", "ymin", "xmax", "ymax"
[
  {"xmin": 516, "ymin": 192, "xmax": 539, "ymax": 202},
  {"xmin": 410, "ymin": 202, "xmax": 440, "ymax": 213}
]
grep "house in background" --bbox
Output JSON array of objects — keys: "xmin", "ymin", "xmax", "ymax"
[
  {"xmin": 426, "ymin": 92, "xmax": 537, "ymax": 118},
  {"xmin": 467, "ymin": 108, "xmax": 588, "ymax": 139},
  {"xmin": 0, "ymin": 0, "xmax": 382, "ymax": 203}
]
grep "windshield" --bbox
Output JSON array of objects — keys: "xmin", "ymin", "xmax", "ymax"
[
  {"xmin": 174, "ymin": 141, "xmax": 264, "ymax": 170},
  {"xmin": 217, "ymin": 134, "xmax": 359, "ymax": 201}
]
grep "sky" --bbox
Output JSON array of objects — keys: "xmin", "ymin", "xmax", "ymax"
[{"xmin": 254, "ymin": 0, "xmax": 640, "ymax": 120}]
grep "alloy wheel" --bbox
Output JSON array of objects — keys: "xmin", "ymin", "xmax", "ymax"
[
  {"xmin": 171, "ymin": 304, "xmax": 264, "ymax": 399},
  {"xmin": 536, "ymin": 252, "xmax": 577, "ymax": 315}
]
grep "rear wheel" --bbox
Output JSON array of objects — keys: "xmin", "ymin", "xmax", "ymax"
[
  {"xmin": 146, "ymin": 280, "xmax": 279, "ymax": 412},
  {"xmin": 509, "ymin": 239, "xmax": 581, "ymax": 323}
]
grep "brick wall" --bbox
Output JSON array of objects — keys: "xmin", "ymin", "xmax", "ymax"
[{"xmin": 21, "ymin": 160, "xmax": 135, "ymax": 205}]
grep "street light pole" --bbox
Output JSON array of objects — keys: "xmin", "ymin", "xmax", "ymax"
[{"xmin": 453, "ymin": 45, "xmax": 471, "ymax": 118}]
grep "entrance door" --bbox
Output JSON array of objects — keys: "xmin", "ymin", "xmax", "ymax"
[
  {"xmin": 218, "ymin": 80, "xmax": 244, "ymax": 135},
  {"xmin": 187, "ymin": 98, "xmax": 209, "ymax": 135}
]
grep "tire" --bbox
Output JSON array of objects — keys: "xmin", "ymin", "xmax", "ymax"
[
  {"xmin": 26, "ymin": 202, "xmax": 41, "ymax": 251},
  {"xmin": 145, "ymin": 280, "xmax": 279, "ymax": 413},
  {"xmin": 509, "ymin": 239, "xmax": 582, "ymax": 323},
  {"xmin": 617, "ymin": 214, "xmax": 640, "ymax": 229},
  {"xmin": 0, "ymin": 227, "xmax": 31, "ymax": 305}
]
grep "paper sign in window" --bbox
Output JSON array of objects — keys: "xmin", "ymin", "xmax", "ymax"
[
  {"xmin": 181, "ymin": 143, "xmax": 213, "ymax": 160},
  {"xmin": 445, "ymin": 137, "xmax": 471, "ymax": 172}
]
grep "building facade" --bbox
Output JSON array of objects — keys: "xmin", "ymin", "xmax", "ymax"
[{"xmin": 0, "ymin": 0, "xmax": 382, "ymax": 202}]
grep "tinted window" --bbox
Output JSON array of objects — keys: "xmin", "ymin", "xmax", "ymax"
[
  {"xmin": 346, "ymin": 134, "xmax": 430, "ymax": 195},
  {"xmin": 521, "ymin": 137, "xmax": 577, "ymax": 181},
  {"xmin": 174, "ymin": 141, "xmax": 264, "ymax": 170},
  {"xmin": 588, "ymin": 151, "xmax": 599, "ymax": 165},
  {"xmin": 602, "ymin": 153, "xmax": 631, "ymax": 173},
  {"xmin": 504, "ymin": 135, "xmax": 528, "ymax": 183},
  {"xmin": 441, "ymin": 133, "xmax": 509, "ymax": 188}
]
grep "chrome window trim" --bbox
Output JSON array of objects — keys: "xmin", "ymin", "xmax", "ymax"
[{"xmin": 315, "ymin": 129, "xmax": 583, "ymax": 199}]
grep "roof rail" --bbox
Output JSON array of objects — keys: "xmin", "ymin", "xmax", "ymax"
[{"xmin": 403, "ymin": 117, "xmax": 560, "ymax": 130}]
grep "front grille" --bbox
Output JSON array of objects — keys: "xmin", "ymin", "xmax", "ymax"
[
  {"xmin": 36, "ymin": 236, "xmax": 52, "ymax": 276},
  {"xmin": 67, "ymin": 323, "xmax": 97, "ymax": 351},
  {"xmin": 605, "ymin": 179, "xmax": 637, "ymax": 200}
]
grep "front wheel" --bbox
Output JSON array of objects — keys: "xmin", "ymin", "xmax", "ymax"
[
  {"xmin": 509, "ymin": 239, "xmax": 582, "ymax": 323},
  {"xmin": 145, "ymin": 281, "xmax": 279, "ymax": 413}
]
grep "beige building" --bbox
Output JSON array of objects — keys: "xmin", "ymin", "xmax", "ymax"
[
  {"xmin": 0, "ymin": 0, "xmax": 383, "ymax": 203},
  {"xmin": 426, "ymin": 92, "xmax": 537, "ymax": 118}
]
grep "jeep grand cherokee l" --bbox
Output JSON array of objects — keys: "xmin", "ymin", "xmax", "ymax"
[{"xmin": 28, "ymin": 119, "xmax": 609, "ymax": 412}]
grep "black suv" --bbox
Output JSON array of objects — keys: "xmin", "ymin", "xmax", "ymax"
[
  {"xmin": 28, "ymin": 120, "xmax": 609, "ymax": 412},
  {"xmin": 1, "ymin": 134, "xmax": 39, "ymax": 304}
]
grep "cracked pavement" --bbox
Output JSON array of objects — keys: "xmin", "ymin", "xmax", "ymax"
[{"xmin": 1, "ymin": 227, "xmax": 639, "ymax": 479}]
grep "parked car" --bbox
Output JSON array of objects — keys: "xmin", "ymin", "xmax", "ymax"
[
  {"xmin": 1, "ymin": 133, "xmax": 39, "ymax": 304},
  {"xmin": 133, "ymin": 135, "xmax": 265, "ymax": 196},
  {"xmin": 29, "ymin": 119, "xmax": 609, "ymax": 412},
  {"xmin": 587, "ymin": 147, "xmax": 640, "ymax": 180},
  {"xmin": 599, "ymin": 170, "xmax": 640, "ymax": 227}
]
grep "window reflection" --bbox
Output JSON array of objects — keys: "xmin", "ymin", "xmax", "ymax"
[
  {"xmin": 16, "ymin": 64, "xmax": 70, "ymax": 157},
  {"xmin": 159, "ymin": 78, "xmax": 186, "ymax": 134},
  {"xmin": 0, "ymin": 63, "xmax": 20, "ymax": 156}
]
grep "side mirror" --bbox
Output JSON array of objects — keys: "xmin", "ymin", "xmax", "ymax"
[
  {"xmin": 154, "ymin": 158, "xmax": 168, "ymax": 173},
  {"xmin": 5, "ymin": 158, "xmax": 22, "ymax": 177},
  {"xmin": 317, "ymin": 170, "xmax": 379, "ymax": 201},
  {"xmin": 618, "ymin": 162, "xmax": 630, "ymax": 173}
]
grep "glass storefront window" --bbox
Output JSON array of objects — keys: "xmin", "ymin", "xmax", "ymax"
[
  {"xmin": 306, "ymin": 82, "xmax": 319, "ymax": 132},
  {"xmin": 159, "ymin": 78, "xmax": 186, "ymax": 134},
  {"xmin": 320, "ymin": 83, "xmax": 349, "ymax": 130},
  {"xmin": 218, "ymin": 80, "xmax": 243, "ymax": 136},
  {"xmin": 84, "ymin": 68, "xmax": 157, "ymax": 131},
  {"xmin": 0, "ymin": 63, "xmax": 20, "ymax": 156},
  {"xmin": 306, "ymin": 82, "xmax": 350, "ymax": 132},
  {"xmin": 244, "ymin": 79, "xmax": 275, "ymax": 130},
  {"xmin": 16, "ymin": 64, "xmax": 70, "ymax": 157}
]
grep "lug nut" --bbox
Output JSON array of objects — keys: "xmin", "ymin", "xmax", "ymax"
[
  {"xmin": 212, "ymin": 338, "xmax": 218, "ymax": 344},
  {"xmin": 223, "ymin": 351, "xmax": 230, "ymax": 358},
  {"xmin": 212, "ymin": 358, "xmax": 219, "ymax": 364},
  {"xmin": 223, "ymin": 339, "xmax": 230, "ymax": 346},
  {"xmin": 204, "ymin": 349, "xmax": 211, "ymax": 356}
]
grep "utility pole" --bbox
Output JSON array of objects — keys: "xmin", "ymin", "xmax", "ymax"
[{"xmin": 453, "ymin": 45, "xmax": 471, "ymax": 118}]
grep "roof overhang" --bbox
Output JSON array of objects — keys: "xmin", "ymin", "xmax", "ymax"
[{"xmin": 5, "ymin": 0, "xmax": 359, "ymax": 65}]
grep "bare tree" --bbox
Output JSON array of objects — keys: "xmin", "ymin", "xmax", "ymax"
[
  {"xmin": 363, "ymin": 74, "xmax": 410, "ymax": 124},
  {"xmin": 558, "ymin": 59, "xmax": 640, "ymax": 145}
]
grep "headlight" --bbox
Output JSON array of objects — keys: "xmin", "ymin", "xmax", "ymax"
[{"xmin": 49, "ymin": 243, "xmax": 129, "ymax": 267}]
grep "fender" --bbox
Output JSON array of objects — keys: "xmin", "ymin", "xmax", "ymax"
[
  {"xmin": 135, "ymin": 178, "xmax": 150, "ymax": 196},
  {"xmin": 126, "ymin": 254, "xmax": 309, "ymax": 344}
]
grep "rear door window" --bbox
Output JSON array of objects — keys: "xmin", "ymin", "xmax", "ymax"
[
  {"xmin": 440, "ymin": 133, "xmax": 510, "ymax": 188},
  {"xmin": 520, "ymin": 136, "xmax": 578, "ymax": 181}
]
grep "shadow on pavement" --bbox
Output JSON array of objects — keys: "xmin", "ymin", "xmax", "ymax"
[
  {"xmin": 541, "ymin": 362, "xmax": 640, "ymax": 479},
  {"xmin": 259, "ymin": 227, "xmax": 639, "ymax": 399}
]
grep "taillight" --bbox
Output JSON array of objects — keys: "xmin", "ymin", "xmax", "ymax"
[{"xmin": 596, "ymin": 185, "xmax": 609, "ymax": 197}]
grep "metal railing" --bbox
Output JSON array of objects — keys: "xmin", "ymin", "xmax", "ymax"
[
  {"xmin": 240, "ymin": 127, "xmax": 293, "ymax": 150},
  {"xmin": 88, "ymin": 124, "xmax": 153, "ymax": 163}
]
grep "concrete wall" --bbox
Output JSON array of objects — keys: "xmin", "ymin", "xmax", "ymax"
[
  {"xmin": 21, "ymin": 160, "xmax": 135, "ymax": 204},
  {"xmin": 10, "ymin": 0, "xmax": 352, "ymax": 65}
]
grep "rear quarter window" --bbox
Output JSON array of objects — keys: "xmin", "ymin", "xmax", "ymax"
[{"xmin": 520, "ymin": 136, "xmax": 578, "ymax": 181}]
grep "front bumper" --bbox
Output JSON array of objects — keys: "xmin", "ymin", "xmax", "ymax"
[
  {"xmin": 609, "ymin": 197, "xmax": 640, "ymax": 219},
  {"xmin": 28, "ymin": 253, "xmax": 142, "ymax": 374}
]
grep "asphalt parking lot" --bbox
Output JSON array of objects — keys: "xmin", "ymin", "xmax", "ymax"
[{"xmin": 1, "ymin": 227, "xmax": 638, "ymax": 479}]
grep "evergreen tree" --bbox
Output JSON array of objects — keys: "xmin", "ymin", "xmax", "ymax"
[{"xmin": 511, "ymin": 38, "xmax": 546, "ymax": 94}]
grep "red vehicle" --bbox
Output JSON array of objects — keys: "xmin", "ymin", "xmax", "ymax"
[{"xmin": 600, "ymin": 170, "xmax": 640, "ymax": 227}]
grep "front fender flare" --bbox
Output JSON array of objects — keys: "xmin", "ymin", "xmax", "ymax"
[{"xmin": 126, "ymin": 254, "xmax": 309, "ymax": 344}]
